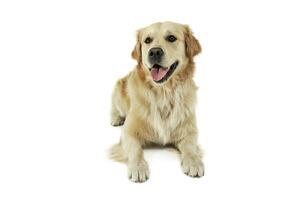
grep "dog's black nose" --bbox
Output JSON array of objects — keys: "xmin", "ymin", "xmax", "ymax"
[{"xmin": 148, "ymin": 47, "xmax": 164, "ymax": 63}]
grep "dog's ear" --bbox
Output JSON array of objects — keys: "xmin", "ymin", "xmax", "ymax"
[
  {"xmin": 184, "ymin": 25, "xmax": 201, "ymax": 59},
  {"xmin": 131, "ymin": 30, "xmax": 141, "ymax": 62}
]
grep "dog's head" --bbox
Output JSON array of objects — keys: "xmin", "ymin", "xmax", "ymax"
[{"xmin": 132, "ymin": 22, "xmax": 201, "ymax": 84}]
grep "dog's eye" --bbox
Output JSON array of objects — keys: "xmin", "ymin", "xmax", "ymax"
[
  {"xmin": 166, "ymin": 35, "xmax": 177, "ymax": 42},
  {"xmin": 144, "ymin": 37, "xmax": 152, "ymax": 44}
]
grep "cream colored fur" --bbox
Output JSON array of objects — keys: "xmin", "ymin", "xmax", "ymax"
[{"xmin": 109, "ymin": 22, "xmax": 204, "ymax": 182}]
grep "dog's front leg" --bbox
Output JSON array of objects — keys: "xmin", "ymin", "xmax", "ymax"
[
  {"xmin": 121, "ymin": 132, "xmax": 149, "ymax": 182},
  {"xmin": 176, "ymin": 134, "xmax": 204, "ymax": 178}
]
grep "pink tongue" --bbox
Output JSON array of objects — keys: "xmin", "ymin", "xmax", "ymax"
[{"xmin": 150, "ymin": 67, "xmax": 169, "ymax": 81}]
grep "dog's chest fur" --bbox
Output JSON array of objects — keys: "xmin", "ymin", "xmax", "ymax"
[{"xmin": 144, "ymin": 85, "xmax": 195, "ymax": 144}]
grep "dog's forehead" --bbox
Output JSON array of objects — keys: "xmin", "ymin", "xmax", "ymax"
[{"xmin": 141, "ymin": 22, "xmax": 185, "ymax": 38}]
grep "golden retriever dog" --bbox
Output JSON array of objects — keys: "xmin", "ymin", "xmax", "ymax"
[{"xmin": 109, "ymin": 21, "xmax": 204, "ymax": 182}]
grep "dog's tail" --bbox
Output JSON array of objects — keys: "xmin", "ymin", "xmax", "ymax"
[{"xmin": 108, "ymin": 142, "xmax": 127, "ymax": 163}]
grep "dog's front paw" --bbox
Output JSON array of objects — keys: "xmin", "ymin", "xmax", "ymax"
[
  {"xmin": 181, "ymin": 156, "xmax": 204, "ymax": 178},
  {"xmin": 127, "ymin": 160, "xmax": 150, "ymax": 183},
  {"xmin": 111, "ymin": 115, "xmax": 125, "ymax": 127}
]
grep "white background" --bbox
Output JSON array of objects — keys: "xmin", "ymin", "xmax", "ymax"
[{"xmin": 1, "ymin": 0, "xmax": 301, "ymax": 199}]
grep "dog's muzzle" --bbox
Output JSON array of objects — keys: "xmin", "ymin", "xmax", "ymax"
[{"xmin": 148, "ymin": 47, "xmax": 164, "ymax": 64}]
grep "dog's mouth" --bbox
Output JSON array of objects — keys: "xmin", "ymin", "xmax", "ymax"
[{"xmin": 149, "ymin": 61, "xmax": 179, "ymax": 83}]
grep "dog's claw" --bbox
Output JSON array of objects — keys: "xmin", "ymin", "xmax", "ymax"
[
  {"xmin": 111, "ymin": 116, "xmax": 125, "ymax": 127},
  {"xmin": 127, "ymin": 161, "xmax": 150, "ymax": 183},
  {"xmin": 181, "ymin": 157, "xmax": 204, "ymax": 178}
]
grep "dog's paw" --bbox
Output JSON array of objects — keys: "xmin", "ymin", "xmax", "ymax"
[
  {"xmin": 111, "ymin": 116, "xmax": 125, "ymax": 127},
  {"xmin": 181, "ymin": 156, "xmax": 204, "ymax": 178},
  {"xmin": 127, "ymin": 160, "xmax": 150, "ymax": 183}
]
